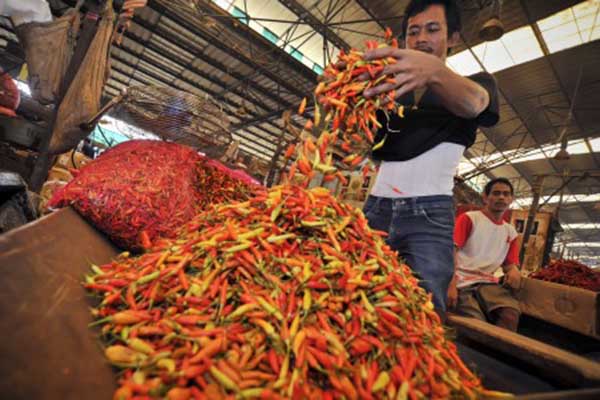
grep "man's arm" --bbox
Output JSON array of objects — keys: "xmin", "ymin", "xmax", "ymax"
[
  {"xmin": 502, "ymin": 238, "xmax": 522, "ymax": 289},
  {"xmin": 362, "ymin": 48, "xmax": 491, "ymax": 120},
  {"xmin": 448, "ymin": 214, "xmax": 473, "ymax": 309},
  {"xmin": 428, "ymin": 65, "xmax": 489, "ymax": 119}
]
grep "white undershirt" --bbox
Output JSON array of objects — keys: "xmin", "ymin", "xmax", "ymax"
[{"xmin": 370, "ymin": 142, "xmax": 465, "ymax": 198}]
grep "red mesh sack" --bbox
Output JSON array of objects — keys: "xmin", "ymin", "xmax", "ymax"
[
  {"xmin": 49, "ymin": 140, "xmax": 261, "ymax": 250},
  {"xmin": 205, "ymin": 159, "xmax": 260, "ymax": 186}
]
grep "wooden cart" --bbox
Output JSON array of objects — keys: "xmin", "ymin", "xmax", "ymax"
[{"xmin": 1, "ymin": 209, "xmax": 600, "ymax": 399}]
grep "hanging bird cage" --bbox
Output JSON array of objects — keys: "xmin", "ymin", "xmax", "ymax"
[{"xmin": 92, "ymin": 85, "xmax": 233, "ymax": 158}]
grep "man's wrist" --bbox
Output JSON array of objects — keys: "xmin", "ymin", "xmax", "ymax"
[
  {"xmin": 426, "ymin": 55, "xmax": 448, "ymax": 87},
  {"xmin": 503, "ymin": 264, "xmax": 518, "ymax": 273}
]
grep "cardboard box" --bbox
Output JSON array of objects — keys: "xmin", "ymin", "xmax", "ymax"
[
  {"xmin": 518, "ymin": 277, "xmax": 600, "ymax": 339},
  {"xmin": 0, "ymin": 207, "xmax": 119, "ymax": 400}
]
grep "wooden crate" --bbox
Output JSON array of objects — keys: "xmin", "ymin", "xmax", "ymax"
[{"xmin": 517, "ymin": 277, "xmax": 600, "ymax": 339}]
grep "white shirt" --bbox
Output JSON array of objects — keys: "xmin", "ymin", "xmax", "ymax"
[
  {"xmin": 370, "ymin": 142, "xmax": 465, "ymax": 198},
  {"xmin": 455, "ymin": 211, "xmax": 519, "ymax": 289}
]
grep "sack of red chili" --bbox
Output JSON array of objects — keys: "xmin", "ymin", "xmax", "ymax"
[
  {"xmin": 205, "ymin": 158, "xmax": 261, "ymax": 187},
  {"xmin": 530, "ymin": 259, "xmax": 600, "ymax": 292},
  {"xmin": 85, "ymin": 184, "xmax": 508, "ymax": 399},
  {"xmin": 49, "ymin": 140, "xmax": 260, "ymax": 250}
]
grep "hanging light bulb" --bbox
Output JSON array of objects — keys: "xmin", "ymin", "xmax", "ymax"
[
  {"xmin": 479, "ymin": 0, "xmax": 504, "ymax": 41},
  {"xmin": 554, "ymin": 118, "xmax": 571, "ymax": 161},
  {"xmin": 554, "ymin": 139, "xmax": 570, "ymax": 161}
]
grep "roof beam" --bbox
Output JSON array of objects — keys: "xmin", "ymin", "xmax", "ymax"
[
  {"xmin": 518, "ymin": 1, "xmax": 600, "ymax": 255},
  {"xmin": 118, "ymin": 31, "xmax": 277, "ymax": 127},
  {"xmin": 520, "ymin": 0, "xmax": 600, "ymax": 173},
  {"xmin": 147, "ymin": 0, "xmax": 315, "ymax": 97},
  {"xmin": 110, "ymin": 42, "xmax": 290, "ymax": 146},
  {"xmin": 353, "ymin": 0, "xmax": 387, "ymax": 31},
  {"xmin": 277, "ymin": 0, "xmax": 350, "ymax": 52},
  {"xmin": 130, "ymin": 16, "xmax": 297, "ymax": 111},
  {"xmin": 126, "ymin": 17, "xmax": 305, "ymax": 137}
]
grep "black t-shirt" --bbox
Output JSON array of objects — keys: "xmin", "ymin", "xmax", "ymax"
[{"xmin": 371, "ymin": 72, "xmax": 499, "ymax": 162}]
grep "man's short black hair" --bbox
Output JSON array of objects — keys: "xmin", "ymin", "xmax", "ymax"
[
  {"xmin": 401, "ymin": 0, "xmax": 462, "ymax": 38},
  {"xmin": 484, "ymin": 178, "xmax": 514, "ymax": 196}
]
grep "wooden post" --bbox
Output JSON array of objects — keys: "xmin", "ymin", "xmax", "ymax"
[
  {"xmin": 520, "ymin": 175, "xmax": 545, "ymax": 267},
  {"xmin": 29, "ymin": 2, "xmax": 105, "ymax": 192},
  {"xmin": 266, "ymin": 140, "xmax": 285, "ymax": 188}
]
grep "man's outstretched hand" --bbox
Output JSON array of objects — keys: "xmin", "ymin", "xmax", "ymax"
[{"xmin": 361, "ymin": 48, "xmax": 444, "ymax": 102}]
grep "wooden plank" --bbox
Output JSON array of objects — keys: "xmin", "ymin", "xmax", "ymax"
[
  {"xmin": 0, "ymin": 207, "xmax": 119, "ymax": 400},
  {"xmin": 456, "ymin": 343, "xmax": 553, "ymax": 394},
  {"xmin": 448, "ymin": 314, "xmax": 600, "ymax": 388},
  {"xmin": 515, "ymin": 388, "xmax": 600, "ymax": 400}
]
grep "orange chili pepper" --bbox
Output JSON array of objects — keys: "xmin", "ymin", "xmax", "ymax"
[{"xmin": 298, "ymin": 97, "xmax": 307, "ymax": 115}]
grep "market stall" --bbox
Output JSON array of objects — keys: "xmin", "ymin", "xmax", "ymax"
[{"xmin": 1, "ymin": 0, "xmax": 600, "ymax": 399}]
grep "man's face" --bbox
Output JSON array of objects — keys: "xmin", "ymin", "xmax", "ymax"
[
  {"xmin": 484, "ymin": 183, "xmax": 513, "ymax": 214},
  {"xmin": 405, "ymin": 4, "xmax": 456, "ymax": 61}
]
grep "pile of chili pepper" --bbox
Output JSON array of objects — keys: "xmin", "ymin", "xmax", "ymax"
[
  {"xmin": 530, "ymin": 259, "xmax": 600, "ymax": 292},
  {"xmin": 85, "ymin": 183, "xmax": 511, "ymax": 400},
  {"xmin": 82, "ymin": 33, "xmax": 512, "ymax": 399},
  {"xmin": 285, "ymin": 28, "xmax": 403, "ymax": 186},
  {"xmin": 50, "ymin": 140, "xmax": 261, "ymax": 251}
]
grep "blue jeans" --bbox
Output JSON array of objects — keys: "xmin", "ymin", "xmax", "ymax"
[{"xmin": 363, "ymin": 195, "xmax": 455, "ymax": 315}]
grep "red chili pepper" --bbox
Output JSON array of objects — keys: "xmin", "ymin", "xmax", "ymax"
[{"xmin": 84, "ymin": 283, "xmax": 116, "ymax": 292}]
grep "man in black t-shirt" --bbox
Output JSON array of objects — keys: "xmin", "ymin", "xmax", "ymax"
[{"xmin": 362, "ymin": 0, "xmax": 500, "ymax": 316}]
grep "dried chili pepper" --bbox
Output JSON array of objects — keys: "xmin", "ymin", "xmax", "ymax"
[{"xmin": 531, "ymin": 259, "xmax": 600, "ymax": 292}]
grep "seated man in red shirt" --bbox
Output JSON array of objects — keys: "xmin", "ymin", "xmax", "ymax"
[{"xmin": 447, "ymin": 177, "xmax": 522, "ymax": 331}]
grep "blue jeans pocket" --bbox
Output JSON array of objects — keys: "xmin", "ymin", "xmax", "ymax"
[{"xmin": 422, "ymin": 206, "xmax": 454, "ymax": 230}]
